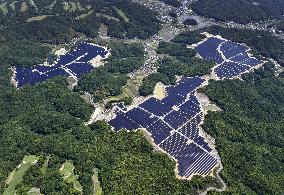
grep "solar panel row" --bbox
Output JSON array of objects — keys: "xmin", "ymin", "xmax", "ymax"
[
  {"xmin": 108, "ymin": 77, "xmax": 217, "ymax": 177},
  {"xmin": 160, "ymin": 132, "xmax": 217, "ymax": 177},
  {"xmin": 15, "ymin": 43, "xmax": 109, "ymax": 87},
  {"xmin": 195, "ymin": 37, "xmax": 263, "ymax": 80},
  {"xmin": 195, "ymin": 37, "xmax": 225, "ymax": 64},
  {"xmin": 178, "ymin": 114, "xmax": 202, "ymax": 140},
  {"xmin": 215, "ymin": 62, "xmax": 251, "ymax": 79}
]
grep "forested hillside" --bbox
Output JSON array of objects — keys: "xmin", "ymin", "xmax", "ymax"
[
  {"xmin": 0, "ymin": 77, "xmax": 221, "ymax": 194},
  {"xmin": 0, "ymin": 0, "xmax": 161, "ymax": 40},
  {"xmin": 192, "ymin": 0, "xmax": 284, "ymax": 24},
  {"xmin": 0, "ymin": 0, "xmax": 284, "ymax": 193},
  {"xmin": 203, "ymin": 65, "xmax": 284, "ymax": 194},
  {"xmin": 0, "ymin": 1, "xmax": 221, "ymax": 194}
]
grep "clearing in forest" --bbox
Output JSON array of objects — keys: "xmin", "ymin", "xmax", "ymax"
[
  {"xmin": 60, "ymin": 161, "xmax": 83, "ymax": 192},
  {"xmin": 93, "ymin": 168, "xmax": 103, "ymax": 195},
  {"xmin": 3, "ymin": 155, "xmax": 39, "ymax": 195}
]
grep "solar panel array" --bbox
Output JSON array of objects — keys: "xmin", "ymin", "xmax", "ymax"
[
  {"xmin": 15, "ymin": 43, "xmax": 109, "ymax": 87},
  {"xmin": 108, "ymin": 77, "xmax": 218, "ymax": 178},
  {"xmin": 195, "ymin": 37, "xmax": 263, "ymax": 79}
]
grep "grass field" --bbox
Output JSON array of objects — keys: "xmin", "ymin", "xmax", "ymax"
[
  {"xmin": 4, "ymin": 155, "xmax": 39, "ymax": 195},
  {"xmin": 20, "ymin": 2, "xmax": 28, "ymax": 12},
  {"xmin": 115, "ymin": 8, "xmax": 129, "ymax": 22},
  {"xmin": 60, "ymin": 161, "xmax": 83, "ymax": 192},
  {"xmin": 93, "ymin": 168, "xmax": 103, "ymax": 195},
  {"xmin": 0, "ymin": 2, "xmax": 8, "ymax": 14},
  {"xmin": 28, "ymin": 187, "xmax": 41, "ymax": 195},
  {"xmin": 26, "ymin": 15, "xmax": 53, "ymax": 22},
  {"xmin": 40, "ymin": 156, "xmax": 49, "ymax": 174}
]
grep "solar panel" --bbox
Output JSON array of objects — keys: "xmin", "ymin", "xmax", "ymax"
[
  {"xmin": 66, "ymin": 63, "xmax": 94, "ymax": 77},
  {"xmin": 193, "ymin": 137, "xmax": 212, "ymax": 152},
  {"xmin": 107, "ymin": 77, "xmax": 217, "ymax": 178},
  {"xmin": 160, "ymin": 132, "xmax": 217, "ymax": 177},
  {"xmin": 215, "ymin": 62, "xmax": 251, "ymax": 79},
  {"xmin": 139, "ymin": 97, "xmax": 169, "ymax": 116},
  {"xmin": 195, "ymin": 37, "xmax": 263, "ymax": 80},
  {"xmin": 159, "ymin": 132, "xmax": 189, "ymax": 157},
  {"xmin": 108, "ymin": 111, "xmax": 140, "ymax": 131},
  {"xmin": 124, "ymin": 107, "xmax": 158, "ymax": 128},
  {"xmin": 220, "ymin": 41, "xmax": 247, "ymax": 59},
  {"xmin": 195, "ymin": 37, "xmax": 225, "ymax": 64},
  {"xmin": 15, "ymin": 43, "xmax": 109, "ymax": 87},
  {"xmin": 178, "ymin": 114, "xmax": 202, "ymax": 139},
  {"xmin": 147, "ymin": 119, "xmax": 172, "ymax": 144},
  {"xmin": 164, "ymin": 110, "xmax": 188, "ymax": 129}
]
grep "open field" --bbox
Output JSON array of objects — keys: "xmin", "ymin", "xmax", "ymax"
[
  {"xmin": 27, "ymin": 15, "xmax": 54, "ymax": 22},
  {"xmin": 115, "ymin": 8, "xmax": 129, "ymax": 22},
  {"xmin": 28, "ymin": 187, "xmax": 41, "ymax": 195},
  {"xmin": 4, "ymin": 155, "xmax": 39, "ymax": 195},
  {"xmin": 60, "ymin": 161, "xmax": 83, "ymax": 192},
  {"xmin": 0, "ymin": 2, "xmax": 8, "ymax": 14},
  {"xmin": 93, "ymin": 168, "xmax": 103, "ymax": 195}
]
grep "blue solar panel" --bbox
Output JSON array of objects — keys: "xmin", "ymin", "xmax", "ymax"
[
  {"xmin": 147, "ymin": 119, "xmax": 172, "ymax": 144},
  {"xmin": 243, "ymin": 58, "xmax": 262, "ymax": 67},
  {"xmin": 164, "ymin": 110, "xmax": 188, "ymax": 129},
  {"xmin": 194, "ymin": 137, "xmax": 212, "ymax": 152},
  {"xmin": 195, "ymin": 37, "xmax": 225, "ymax": 64},
  {"xmin": 178, "ymin": 114, "xmax": 202, "ymax": 139},
  {"xmin": 107, "ymin": 76, "xmax": 217, "ymax": 177},
  {"xmin": 162, "ymin": 93, "xmax": 185, "ymax": 109},
  {"xmin": 66, "ymin": 63, "xmax": 94, "ymax": 77},
  {"xmin": 220, "ymin": 41, "xmax": 247, "ymax": 59},
  {"xmin": 124, "ymin": 107, "xmax": 158, "ymax": 128},
  {"xmin": 108, "ymin": 111, "xmax": 140, "ymax": 131},
  {"xmin": 230, "ymin": 53, "xmax": 251, "ymax": 63},
  {"xmin": 215, "ymin": 62, "xmax": 251, "ymax": 79},
  {"xmin": 139, "ymin": 98, "xmax": 169, "ymax": 116},
  {"xmin": 179, "ymin": 147, "xmax": 217, "ymax": 177},
  {"xmin": 179, "ymin": 96, "xmax": 200, "ymax": 119},
  {"xmin": 160, "ymin": 132, "xmax": 217, "ymax": 177},
  {"xmin": 46, "ymin": 68, "xmax": 68, "ymax": 78},
  {"xmin": 167, "ymin": 77, "xmax": 205, "ymax": 98},
  {"xmin": 195, "ymin": 37, "xmax": 263, "ymax": 80},
  {"xmin": 159, "ymin": 132, "xmax": 188, "ymax": 157},
  {"xmin": 15, "ymin": 43, "xmax": 109, "ymax": 87}
]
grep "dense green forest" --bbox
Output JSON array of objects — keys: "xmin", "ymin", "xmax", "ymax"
[
  {"xmin": 173, "ymin": 30, "xmax": 206, "ymax": 45},
  {"xmin": 1, "ymin": 0, "xmax": 284, "ymax": 194},
  {"xmin": 202, "ymin": 65, "xmax": 284, "ymax": 194},
  {"xmin": 0, "ymin": 3, "xmax": 220, "ymax": 193},
  {"xmin": 0, "ymin": 77, "xmax": 220, "ymax": 194},
  {"xmin": 139, "ymin": 40, "xmax": 215, "ymax": 96},
  {"xmin": 192, "ymin": 0, "xmax": 284, "ymax": 24},
  {"xmin": 0, "ymin": 0, "xmax": 161, "ymax": 40}
]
